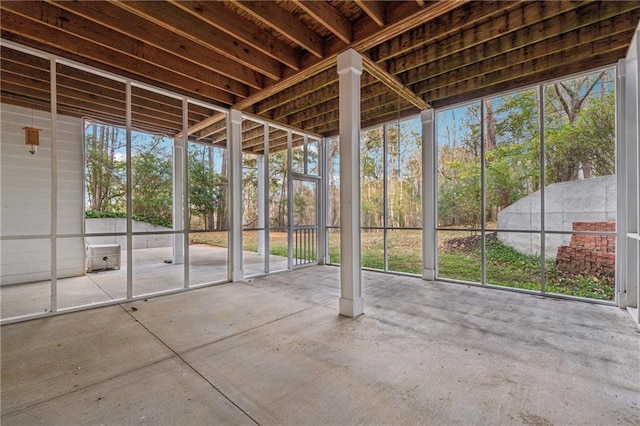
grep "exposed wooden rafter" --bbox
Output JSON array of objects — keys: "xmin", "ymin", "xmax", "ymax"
[
  {"xmin": 1, "ymin": 0, "xmax": 638, "ymax": 144},
  {"xmin": 293, "ymin": 0, "xmax": 352, "ymax": 44},
  {"xmin": 361, "ymin": 54, "xmax": 429, "ymax": 111},
  {"xmin": 233, "ymin": 1, "xmax": 324, "ymax": 59},
  {"xmin": 49, "ymin": 0, "xmax": 264, "ymax": 91},
  {"xmin": 355, "ymin": 0, "xmax": 385, "ymax": 27},
  {"xmin": 169, "ymin": 1, "xmax": 301, "ymax": 71},
  {"xmin": 111, "ymin": 0, "xmax": 283, "ymax": 81}
]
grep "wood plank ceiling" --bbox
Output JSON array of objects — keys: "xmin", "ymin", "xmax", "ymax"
[{"xmin": 2, "ymin": 1, "xmax": 639, "ymax": 152}]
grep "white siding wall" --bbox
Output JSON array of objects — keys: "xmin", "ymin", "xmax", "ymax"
[{"xmin": 1, "ymin": 103, "xmax": 84, "ymax": 285}]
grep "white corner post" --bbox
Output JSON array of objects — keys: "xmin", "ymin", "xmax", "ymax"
[
  {"xmin": 229, "ymin": 109, "xmax": 244, "ymax": 281},
  {"xmin": 318, "ymin": 137, "xmax": 328, "ymax": 265},
  {"xmin": 172, "ymin": 99, "xmax": 187, "ymax": 266},
  {"xmin": 257, "ymin": 153, "xmax": 266, "ymax": 257},
  {"xmin": 172, "ymin": 144, "xmax": 185, "ymax": 265},
  {"xmin": 421, "ymin": 109, "xmax": 437, "ymax": 281},
  {"xmin": 337, "ymin": 49, "xmax": 364, "ymax": 317}
]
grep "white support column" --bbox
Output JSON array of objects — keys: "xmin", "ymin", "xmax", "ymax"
[
  {"xmin": 172, "ymin": 144, "xmax": 185, "ymax": 265},
  {"xmin": 616, "ymin": 59, "xmax": 628, "ymax": 308},
  {"xmin": 229, "ymin": 109, "xmax": 244, "ymax": 281},
  {"xmin": 337, "ymin": 49, "xmax": 363, "ymax": 318},
  {"xmin": 421, "ymin": 109, "xmax": 436, "ymax": 281},
  {"xmin": 50, "ymin": 57, "xmax": 58, "ymax": 313},
  {"xmin": 257, "ymin": 153, "xmax": 266, "ymax": 257},
  {"xmin": 318, "ymin": 137, "xmax": 328, "ymax": 265},
  {"xmin": 172, "ymin": 99, "xmax": 186, "ymax": 266}
]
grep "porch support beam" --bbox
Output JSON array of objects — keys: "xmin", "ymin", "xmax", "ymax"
[
  {"xmin": 421, "ymin": 109, "xmax": 436, "ymax": 281},
  {"xmin": 229, "ymin": 109, "xmax": 244, "ymax": 281},
  {"xmin": 257, "ymin": 153, "xmax": 267, "ymax": 258},
  {"xmin": 337, "ymin": 49, "xmax": 363, "ymax": 318}
]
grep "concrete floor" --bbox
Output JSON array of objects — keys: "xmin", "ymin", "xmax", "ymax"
[
  {"xmin": 1, "ymin": 245, "xmax": 288, "ymax": 320},
  {"xmin": 1, "ymin": 266, "xmax": 639, "ymax": 425}
]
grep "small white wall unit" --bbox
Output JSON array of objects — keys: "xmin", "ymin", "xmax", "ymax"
[{"xmin": 0, "ymin": 103, "xmax": 84, "ymax": 285}]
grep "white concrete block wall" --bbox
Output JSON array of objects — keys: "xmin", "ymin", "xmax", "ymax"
[
  {"xmin": 497, "ymin": 175, "xmax": 616, "ymax": 257},
  {"xmin": 1, "ymin": 103, "xmax": 85, "ymax": 285},
  {"xmin": 85, "ymin": 218, "xmax": 172, "ymax": 249}
]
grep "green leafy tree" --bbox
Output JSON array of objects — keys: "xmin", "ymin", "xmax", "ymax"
[
  {"xmin": 544, "ymin": 71, "xmax": 614, "ymax": 183},
  {"xmin": 189, "ymin": 144, "xmax": 227, "ymax": 230},
  {"xmin": 84, "ymin": 121, "xmax": 126, "ymax": 213},
  {"xmin": 131, "ymin": 135, "xmax": 172, "ymax": 226}
]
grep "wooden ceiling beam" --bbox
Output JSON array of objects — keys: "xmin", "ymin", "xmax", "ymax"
[
  {"xmin": 234, "ymin": 56, "xmax": 336, "ymax": 112},
  {"xmin": 355, "ymin": 0, "xmax": 385, "ymax": 27},
  {"xmin": 403, "ymin": 6, "xmax": 640, "ymax": 93},
  {"xmin": 49, "ymin": 0, "xmax": 265, "ymax": 91},
  {"xmin": 111, "ymin": 0, "xmax": 283, "ymax": 81},
  {"xmin": 196, "ymin": 121, "xmax": 227, "ymax": 141},
  {"xmin": 388, "ymin": 1, "xmax": 634, "ymax": 79},
  {"xmin": 177, "ymin": 112, "xmax": 226, "ymax": 139},
  {"xmin": 265, "ymin": 68, "xmax": 406, "ymax": 123},
  {"xmin": 0, "ymin": 5, "xmax": 237, "ymax": 104},
  {"xmin": 2, "ymin": 48, "xmax": 214, "ymax": 132},
  {"xmin": 361, "ymin": 54, "xmax": 429, "ymax": 110},
  {"xmin": 414, "ymin": 20, "xmax": 637, "ymax": 101},
  {"xmin": 432, "ymin": 49, "xmax": 627, "ymax": 110},
  {"xmin": 255, "ymin": 68, "xmax": 338, "ymax": 116},
  {"xmin": 286, "ymin": 81, "xmax": 399, "ymax": 129},
  {"xmin": 268, "ymin": 73, "xmax": 388, "ymax": 123},
  {"xmin": 241, "ymin": 129, "xmax": 286, "ymax": 150},
  {"xmin": 241, "ymin": 129, "xmax": 307, "ymax": 153},
  {"xmin": 169, "ymin": 1, "xmax": 301, "ymax": 71},
  {"xmin": 310, "ymin": 103, "xmax": 418, "ymax": 137},
  {"xmin": 2, "ymin": 63, "xmax": 124, "ymax": 110},
  {"xmin": 293, "ymin": 0, "xmax": 352, "ymax": 44},
  {"xmin": 234, "ymin": 0, "xmax": 464, "ymax": 113},
  {"xmin": 233, "ymin": 1, "xmax": 324, "ymax": 59},
  {"xmin": 421, "ymin": 34, "xmax": 632, "ymax": 106},
  {"xmin": 269, "ymin": 81, "xmax": 338, "ymax": 121},
  {"xmin": 349, "ymin": 0, "xmax": 468, "ymax": 52},
  {"xmin": 1, "ymin": 31, "xmax": 219, "ymax": 107},
  {"xmin": 1, "ymin": 78, "xmax": 182, "ymax": 133},
  {"xmin": 274, "ymin": 76, "xmax": 385, "ymax": 127},
  {"xmin": 373, "ymin": 0, "xmax": 514, "ymax": 63},
  {"xmin": 3, "ymin": 50, "xmax": 214, "ymax": 124},
  {"xmin": 1, "ymin": 80, "xmax": 50, "ymax": 106}
]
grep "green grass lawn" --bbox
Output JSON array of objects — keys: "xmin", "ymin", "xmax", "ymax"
[{"xmin": 189, "ymin": 229, "xmax": 614, "ymax": 301}]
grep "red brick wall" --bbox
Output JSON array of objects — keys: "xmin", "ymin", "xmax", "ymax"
[{"xmin": 556, "ymin": 222, "xmax": 615, "ymax": 277}]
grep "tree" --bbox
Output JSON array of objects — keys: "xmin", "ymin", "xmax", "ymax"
[
  {"xmin": 188, "ymin": 144, "xmax": 227, "ymax": 230},
  {"xmin": 436, "ymin": 69, "xmax": 615, "ymax": 228},
  {"xmin": 84, "ymin": 121, "xmax": 126, "ymax": 213},
  {"xmin": 544, "ymin": 71, "xmax": 614, "ymax": 183},
  {"xmin": 360, "ymin": 128, "xmax": 384, "ymax": 228},
  {"xmin": 131, "ymin": 134, "xmax": 172, "ymax": 226}
]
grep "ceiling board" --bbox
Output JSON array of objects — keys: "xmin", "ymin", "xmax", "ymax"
[{"xmin": 1, "ymin": 0, "xmax": 638, "ymax": 141}]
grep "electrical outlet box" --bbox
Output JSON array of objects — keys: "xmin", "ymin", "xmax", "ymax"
[{"xmin": 86, "ymin": 244, "xmax": 121, "ymax": 272}]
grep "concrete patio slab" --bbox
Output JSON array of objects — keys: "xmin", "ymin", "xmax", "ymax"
[
  {"xmin": 2, "ymin": 357, "xmax": 255, "ymax": 426},
  {"xmin": 0, "ymin": 305, "xmax": 174, "ymax": 414},
  {"xmin": 1, "ymin": 266, "xmax": 638, "ymax": 425},
  {"xmin": 122, "ymin": 282, "xmax": 314, "ymax": 353}
]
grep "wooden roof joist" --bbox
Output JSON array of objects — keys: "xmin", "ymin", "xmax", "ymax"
[
  {"xmin": 1, "ymin": 1, "xmax": 638, "ymax": 139},
  {"xmin": 425, "ymin": 39, "xmax": 631, "ymax": 109},
  {"xmin": 395, "ymin": 0, "xmax": 640, "ymax": 86},
  {"xmin": 112, "ymin": 1, "xmax": 284, "ymax": 81},
  {"xmin": 0, "ymin": 5, "xmax": 241, "ymax": 103},
  {"xmin": 371, "ymin": 0, "xmax": 515, "ymax": 63},
  {"xmin": 49, "ymin": 0, "xmax": 266, "ymax": 91},
  {"xmin": 232, "ymin": 1, "xmax": 324, "ymax": 59}
]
